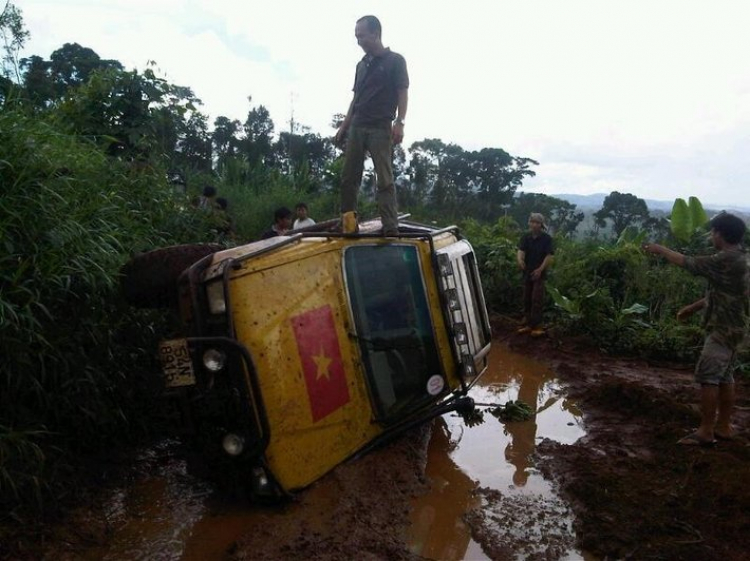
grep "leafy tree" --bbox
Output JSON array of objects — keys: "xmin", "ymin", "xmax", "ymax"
[
  {"xmin": 0, "ymin": 1, "xmax": 28, "ymax": 83},
  {"xmin": 175, "ymin": 111, "xmax": 212, "ymax": 174},
  {"xmin": 47, "ymin": 42, "xmax": 123, "ymax": 97},
  {"xmin": 594, "ymin": 191, "xmax": 650, "ymax": 238},
  {"xmin": 56, "ymin": 65, "xmax": 201, "ymax": 162},
  {"xmin": 470, "ymin": 148, "xmax": 538, "ymax": 221},
  {"xmin": 16, "ymin": 43, "xmax": 123, "ymax": 108},
  {"xmin": 242, "ymin": 100, "xmax": 275, "ymax": 167},
  {"xmin": 408, "ymin": 139, "xmax": 537, "ymax": 222},
  {"xmin": 510, "ymin": 192, "xmax": 584, "ymax": 236},
  {"xmin": 213, "ymin": 115, "xmax": 242, "ymax": 173},
  {"xmin": 275, "ymin": 130, "xmax": 334, "ymax": 191}
]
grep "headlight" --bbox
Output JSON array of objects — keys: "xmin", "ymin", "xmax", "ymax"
[
  {"xmin": 206, "ymin": 280, "xmax": 226, "ymax": 314},
  {"xmin": 222, "ymin": 433, "xmax": 245, "ymax": 456},
  {"xmin": 203, "ymin": 348, "xmax": 227, "ymax": 372}
]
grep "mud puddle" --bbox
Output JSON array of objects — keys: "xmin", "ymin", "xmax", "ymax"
[
  {"xmin": 58, "ymin": 343, "xmax": 588, "ymax": 560},
  {"xmin": 408, "ymin": 343, "xmax": 589, "ymax": 560}
]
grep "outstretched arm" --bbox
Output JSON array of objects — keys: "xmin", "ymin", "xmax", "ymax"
[{"xmin": 642, "ymin": 243, "xmax": 686, "ymax": 266}]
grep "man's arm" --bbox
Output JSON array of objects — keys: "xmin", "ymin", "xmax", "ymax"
[
  {"xmin": 642, "ymin": 243, "xmax": 686, "ymax": 266},
  {"xmin": 531, "ymin": 254, "xmax": 554, "ymax": 280},
  {"xmin": 334, "ymin": 97, "xmax": 356, "ymax": 147},
  {"xmin": 516, "ymin": 249, "xmax": 526, "ymax": 271},
  {"xmin": 677, "ymin": 297, "xmax": 707, "ymax": 322},
  {"xmin": 392, "ymin": 88, "xmax": 408, "ymax": 144}
]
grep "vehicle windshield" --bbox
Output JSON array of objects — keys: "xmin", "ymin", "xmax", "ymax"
[{"xmin": 344, "ymin": 245, "xmax": 442, "ymax": 422}]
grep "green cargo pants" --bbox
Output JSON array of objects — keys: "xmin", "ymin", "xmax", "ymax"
[{"xmin": 340, "ymin": 124, "xmax": 399, "ymax": 234}]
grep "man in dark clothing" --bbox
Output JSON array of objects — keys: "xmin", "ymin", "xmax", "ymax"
[
  {"xmin": 334, "ymin": 15, "xmax": 409, "ymax": 236},
  {"xmin": 643, "ymin": 212, "xmax": 749, "ymax": 446},
  {"xmin": 260, "ymin": 207, "xmax": 293, "ymax": 240},
  {"xmin": 516, "ymin": 213, "xmax": 554, "ymax": 335}
]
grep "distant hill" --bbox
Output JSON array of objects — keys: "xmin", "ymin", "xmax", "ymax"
[{"xmin": 545, "ymin": 193, "xmax": 750, "ymax": 214}]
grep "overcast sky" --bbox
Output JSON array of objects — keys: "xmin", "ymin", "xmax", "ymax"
[{"xmin": 16, "ymin": 0, "xmax": 750, "ymax": 207}]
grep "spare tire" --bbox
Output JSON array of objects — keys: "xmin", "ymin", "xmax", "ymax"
[{"xmin": 120, "ymin": 244, "xmax": 222, "ymax": 308}]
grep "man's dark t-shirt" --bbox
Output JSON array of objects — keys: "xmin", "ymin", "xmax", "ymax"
[
  {"xmin": 518, "ymin": 232, "xmax": 554, "ymax": 279},
  {"xmin": 352, "ymin": 48, "xmax": 409, "ymax": 127}
]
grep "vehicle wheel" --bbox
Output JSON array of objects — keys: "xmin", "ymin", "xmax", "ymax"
[{"xmin": 120, "ymin": 244, "xmax": 222, "ymax": 308}]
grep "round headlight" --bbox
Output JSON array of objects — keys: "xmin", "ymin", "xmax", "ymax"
[
  {"xmin": 203, "ymin": 348, "xmax": 227, "ymax": 372},
  {"xmin": 222, "ymin": 433, "xmax": 245, "ymax": 456}
]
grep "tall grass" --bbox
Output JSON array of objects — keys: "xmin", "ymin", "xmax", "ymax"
[{"xmin": 0, "ymin": 108, "xmax": 216, "ymax": 514}]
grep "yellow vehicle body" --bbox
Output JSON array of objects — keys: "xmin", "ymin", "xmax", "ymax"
[{"xmin": 156, "ymin": 218, "xmax": 491, "ymax": 496}]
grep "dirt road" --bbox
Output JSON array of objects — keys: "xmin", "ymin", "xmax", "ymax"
[
  {"xmin": 505, "ymin": 324, "xmax": 750, "ymax": 560},
  {"xmin": 9, "ymin": 326, "xmax": 749, "ymax": 560}
]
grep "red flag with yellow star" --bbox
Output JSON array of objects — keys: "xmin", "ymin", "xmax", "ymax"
[{"xmin": 291, "ymin": 305, "xmax": 350, "ymax": 422}]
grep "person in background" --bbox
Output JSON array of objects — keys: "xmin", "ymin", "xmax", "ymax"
[
  {"xmin": 334, "ymin": 15, "xmax": 409, "ymax": 236},
  {"xmin": 214, "ymin": 197, "xmax": 235, "ymax": 242},
  {"xmin": 260, "ymin": 207, "xmax": 293, "ymax": 240},
  {"xmin": 516, "ymin": 213, "xmax": 554, "ymax": 336},
  {"xmin": 198, "ymin": 185, "xmax": 217, "ymax": 210},
  {"xmin": 293, "ymin": 202, "xmax": 316, "ymax": 229},
  {"xmin": 642, "ymin": 212, "xmax": 749, "ymax": 446}
]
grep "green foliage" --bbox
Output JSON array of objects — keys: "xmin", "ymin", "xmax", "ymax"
[
  {"xmin": 0, "ymin": 1, "xmax": 29, "ymax": 84},
  {"xmin": 594, "ymin": 191, "xmax": 650, "ymax": 238},
  {"xmin": 670, "ymin": 196, "xmax": 708, "ymax": 243},
  {"xmin": 460, "ymin": 217, "xmax": 523, "ymax": 312},
  {"xmin": 510, "ymin": 192, "xmax": 584, "ymax": 237},
  {"xmin": 0, "ymin": 107, "xmax": 216, "ymax": 512},
  {"xmin": 489, "ymin": 400, "xmax": 535, "ymax": 422}
]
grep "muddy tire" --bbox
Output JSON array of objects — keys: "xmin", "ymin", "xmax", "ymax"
[{"xmin": 120, "ymin": 244, "xmax": 222, "ymax": 309}]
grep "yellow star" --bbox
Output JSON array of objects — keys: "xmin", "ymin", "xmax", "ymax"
[{"xmin": 312, "ymin": 347, "xmax": 332, "ymax": 381}]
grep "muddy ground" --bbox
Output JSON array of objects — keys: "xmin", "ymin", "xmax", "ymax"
[
  {"xmin": 233, "ymin": 321, "xmax": 750, "ymax": 560},
  {"xmin": 5, "ymin": 322, "xmax": 749, "ymax": 560},
  {"xmin": 505, "ymin": 322, "xmax": 750, "ymax": 561}
]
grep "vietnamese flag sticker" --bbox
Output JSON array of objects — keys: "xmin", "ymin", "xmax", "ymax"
[{"xmin": 291, "ymin": 305, "xmax": 351, "ymax": 422}]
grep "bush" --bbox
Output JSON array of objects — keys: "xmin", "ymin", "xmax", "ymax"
[{"xmin": 0, "ymin": 108, "xmax": 216, "ymax": 513}]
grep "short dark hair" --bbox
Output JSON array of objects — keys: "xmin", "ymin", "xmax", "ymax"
[
  {"xmin": 710, "ymin": 212, "xmax": 746, "ymax": 244},
  {"xmin": 357, "ymin": 15, "xmax": 381, "ymax": 37},
  {"xmin": 274, "ymin": 206, "xmax": 292, "ymax": 222},
  {"xmin": 215, "ymin": 197, "xmax": 228, "ymax": 210},
  {"xmin": 295, "ymin": 202, "xmax": 308, "ymax": 211},
  {"xmin": 202, "ymin": 185, "xmax": 217, "ymax": 197}
]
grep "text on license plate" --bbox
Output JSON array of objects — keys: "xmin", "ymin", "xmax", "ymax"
[{"xmin": 159, "ymin": 339, "xmax": 196, "ymax": 387}]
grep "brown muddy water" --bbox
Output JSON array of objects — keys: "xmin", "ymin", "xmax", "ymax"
[
  {"xmin": 408, "ymin": 344, "xmax": 588, "ymax": 560},
  {"xmin": 79, "ymin": 343, "xmax": 588, "ymax": 560}
]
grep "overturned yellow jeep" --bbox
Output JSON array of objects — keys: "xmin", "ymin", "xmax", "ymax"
[{"xmin": 121, "ymin": 218, "xmax": 491, "ymax": 497}]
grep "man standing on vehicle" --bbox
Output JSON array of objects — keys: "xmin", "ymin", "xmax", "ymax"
[
  {"xmin": 334, "ymin": 15, "xmax": 409, "ymax": 236},
  {"xmin": 643, "ymin": 212, "xmax": 749, "ymax": 446},
  {"xmin": 517, "ymin": 213, "xmax": 554, "ymax": 336}
]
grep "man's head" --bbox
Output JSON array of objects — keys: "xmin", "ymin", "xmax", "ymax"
[
  {"xmin": 709, "ymin": 212, "xmax": 746, "ymax": 248},
  {"xmin": 202, "ymin": 185, "xmax": 217, "ymax": 198},
  {"xmin": 355, "ymin": 15, "xmax": 382, "ymax": 54},
  {"xmin": 274, "ymin": 206, "xmax": 293, "ymax": 230},
  {"xmin": 295, "ymin": 202, "xmax": 309, "ymax": 220},
  {"xmin": 528, "ymin": 213, "xmax": 546, "ymax": 235}
]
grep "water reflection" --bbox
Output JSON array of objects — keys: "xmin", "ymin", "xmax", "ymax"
[{"xmin": 408, "ymin": 342, "xmax": 586, "ymax": 559}]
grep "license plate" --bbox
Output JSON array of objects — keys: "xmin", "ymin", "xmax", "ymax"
[{"xmin": 159, "ymin": 339, "xmax": 196, "ymax": 387}]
